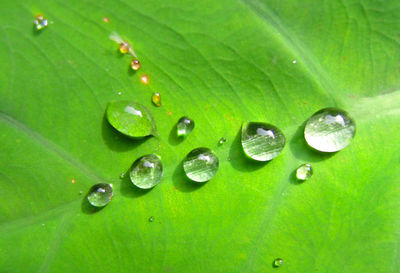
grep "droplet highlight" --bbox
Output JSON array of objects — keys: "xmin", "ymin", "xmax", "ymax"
[
  {"xmin": 273, "ymin": 258, "xmax": 283, "ymax": 268},
  {"xmin": 130, "ymin": 154, "xmax": 163, "ymax": 189},
  {"xmin": 33, "ymin": 14, "xmax": 48, "ymax": 31},
  {"xmin": 296, "ymin": 163, "xmax": 313, "ymax": 181},
  {"xmin": 304, "ymin": 108, "xmax": 356, "ymax": 152},
  {"xmin": 183, "ymin": 147, "xmax": 219, "ymax": 182},
  {"xmin": 87, "ymin": 183, "xmax": 113, "ymax": 207},
  {"xmin": 177, "ymin": 117, "xmax": 194, "ymax": 137},
  {"xmin": 241, "ymin": 122, "xmax": 286, "ymax": 161},
  {"xmin": 131, "ymin": 59, "xmax": 141, "ymax": 70},
  {"xmin": 151, "ymin": 92, "xmax": 161, "ymax": 107},
  {"xmin": 218, "ymin": 137, "xmax": 226, "ymax": 145},
  {"xmin": 106, "ymin": 100, "xmax": 157, "ymax": 138}
]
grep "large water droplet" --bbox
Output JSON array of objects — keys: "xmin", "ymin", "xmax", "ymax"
[
  {"xmin": 131, "ymin": 58, "xmax": 141, "ymax": 70},
  {"xmin": 33, "ymin": 14, "xmax": 48, "ymax": 31},
  {"xmin": 304, "ymin": 108, "xmax": 355, "ymax": 152},
  {"xmin": 130, "ymin": 154, "xmax": 163, "ymax": 189},
  {"xmin": 177, "ymin": 117, "xmax": 194, "ymax": 137},
  {"xmin": 106, "ymin": 101, "xmax": 157, "ymax": 138},
  {"xmin": 273, "ymin": 258, "xmax": 283, "ymax": 268},
  {"xmin": 87, "ymin": 183, "xmax": 113, "ymax": 207},
  {"xmin": 183, "ymin": 147, "xmax": 219, "ymax": 182},
  {"xmin": 296, "ymin": 163, "xmax": 313, "ymax": 181},
  {"xmin": 241, "ymin": 122, "xmax": 286, "ymax": 161}
]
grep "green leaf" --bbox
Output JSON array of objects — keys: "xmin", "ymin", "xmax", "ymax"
[{"xmin": 0, "ymin": 0, "xmax": 399, "ymax": 272}]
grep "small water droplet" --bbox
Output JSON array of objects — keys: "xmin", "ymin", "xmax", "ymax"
[
  {"xmin": 117, "ymin": 91, "xmax": 122, "ymax": 96},
  {"xmin": 151, "ymin": 92, "xmax": 161, "ymax": 107},
  {"xmin": 87, "ymin": 183, "xmax": 113, "ymax": 207},
  {"xmin": 183, "ymin": 147, "xmax": 219, "ymax": 182},
  {"xmin": 131, "ymin": 59, "xmax": 141, "ymax": 70},
  {"xmin": 218, "ymin": 137, "xmax": 226, "ymax": 145},
  {"xmin": 273, "ymin": 258, "xmax": 283, "ymax": 268},
  {"xmin": 41, "ymin": 223, "xmax": 45, "ymax": 227},
  {"xmin": 304, "ymin": 108, "xmax": 356, "ymax": 152},
  {"xmin": 33, "ymin": 14, "xmax": 48, "ymax": 31},
  {"xmin": 141, "ymin": 75, "xmax": 149, "ymax": 84},
  {"xmin": 79, "ymin": 190, "xmax": 83, "ymax": 195},
  {"xmin": 106, "ymin": 100, "xmax": 157, "ymax": 138},
  {"xmin": 296, "ymin": 163, "xmax": 313, "ymax": 181},
  {"xmin": 119, "ymin": 42, "xmax": 130, "ymax": 54},
  {"xmin": 120, "ymin": 172, "xmax": 125, "ymax": 179},
  {"xmin": 130, "ymin": 154, "xmax": 163, "ymax": 189},
  {"xmin": 292, "ymin": 59, "xmax": 297, "ymax": 64},
  {"xmin": 71, "ymin": 178, "xmax": 76, "ymax": 184},
  {"xmin": 148, "ymin": 216, "xmax": 154, "ymax": 222},
  {"xmin": 241, "ymin": 122, "xmax": 286, "ymax": 161},
  {"xmin": 103, "ymin": 17, "xmax": 110, "ymax": 23},
  {"xmin": 177, "ymin": 117, "xmax": 194, "ymax": 137}
]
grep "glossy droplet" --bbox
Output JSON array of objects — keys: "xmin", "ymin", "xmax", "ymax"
[
  {"xmin": 141, "ymin": 75, "xmax": 149, "ymax": 84},
  {"xmin": 241, "ymin": 122, "xmax": 286, "ymax": 161},
  {"xmin": 130, "ymin": 154, "xmax": 163, "ymax": 189},
  {"xmin": 177, "ymin": 117, "xmax": 194, "ymax": 137},
  {"xmin": 131, "ymin": 59, "xmax": 141, "ymax": 70},
  {"xmin": 218, "ymin": 137, "xmax": 226, "ymax": 145},
  {"xmin": 148, "ymin": 216, "xmax": 154, "ymax": 222},
  {"xmin": 33, "ymin": 14, "xmax": 48, "ymax": 30},
  {"xmin": 120, "ymin": 172, "xmax": 125, "ymax": 179},
  {"xmin": 304, "ymin": 108, "xmax": 356, "ymax": 152},
  {"xmin": 106, "ymin": 101, "xmax": 157, "ymax": 138},
  {"xmin": 87, "ymin": 183, "xmax": 113, "ymax": 207},
  {"xmin": 151, "ymin": 92, "xmax": 161, "ymax": 107},
  {"xmin": 296, "ymin": 163, "xmax": 313, "ymax": 181},
  {"xmin": 183, "ymin": 147, "xmax": 219, "ymax": 182},
  {"xmin": 273, "ymin": 258, "xmax": 283, "ymax": 268},
  {"xmin": 119, "ymin": 42, "xmax": 130, "ymax": 54}
]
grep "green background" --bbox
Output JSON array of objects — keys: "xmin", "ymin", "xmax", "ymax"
[{"xmin": 0, "ymin": 0, "xmax": 399, "ymax": 272}]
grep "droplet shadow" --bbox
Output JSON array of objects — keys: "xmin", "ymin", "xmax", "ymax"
[
  {"xmin": 101, "ymin": 113, "xmax": 149, "ymax": 152},
  {"xmin": 168, "ymin": 123, "xmax": 184, "ymax": 146},
  {"xmin": 228, "ymin": 129, "xmax": 268, "ymax": 172},
  {"xmin": 289, "ymin": 121, "xmax": 336, "ymax": 162},
  {"xmin": 172, "ymin": 159, "xmax": 206, "ymax": 192},
  {"xmin": 81, "ymin": 194, "xmax": 106, "ymax": 214},
  {"xmin": 119, "ymin": 169, "xmax": 154, "ymax": 198}
]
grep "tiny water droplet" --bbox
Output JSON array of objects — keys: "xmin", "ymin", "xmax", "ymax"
[
  {"xmin": 148, "ymin": 216, "xmax": 154, "ymax": 222},
  {"xmin": 218, "ymin": 137, "xmax": 226, "ymax": 145},
  {"xmin": 106, "ymin": 100, "xmax": 157, "ymax": 138},
  {"xmin": 103, "ymin": 17, "xmax": 110, "ymax": 23},
  {"xmin": 119, "ymin": 42, "xmax": 130, "ymax": 54},
  {"xmin": 296, "ymin": 163, "xmax": 313, "ymax": 181},
  {"xmin": 33, "ymin": 14, "xmax": 48, "ymax": 31},
  {"xmin": 304, "ymin": 108, "xmax": 356, "ymax": 152},
  {"xmin": 41, "ymin": 223, "xmax": 45, "ymax": 227},
  {"xmin": 183, "ymin": 147, "xmax": 219, "ymax": 182},
  {"xmin": 87, "ymin": 183, "xmax": 113, "ymax": 207},
  {"xmin": 177, "ymin": 117, "xmax": 194, "ymax": 137},
  {"xmin": 292, "ymin": 59, "xmax": 297, "ymax": 64},
  {"xmin": 273, "ymin": 258, "xmax": 283, "ymax": 268},
  {"xmin": 131, "ymin": 59, "xmax": 141, "ymax": 70},
  {"xmin": 79, "ymin": 190, "xmax": 83, "ymax": 195},
  {"xmin": 141, "ymin": 75, "xmax": 149, "ymax": 84},
  {"xmin": 120, "ymin": 172, "xmax": 125, "ymax": 179},
  {"xmin": 241, "ymin": 122, "xmax": 286, "ymax": 161},
  {"xmin": 117, "ymin": 91, "xmax": 122, "ymax": 96},
  {"xmin": 71, "ymin": 179, "xmax": 76, "ymax": 184},
  {"xmin": 130, "ymin": 154, "xmax": 163, "ymax": 189},
  {"xmin": 151, "ymin": 92, "xmax": 161, "ymax": 107}
]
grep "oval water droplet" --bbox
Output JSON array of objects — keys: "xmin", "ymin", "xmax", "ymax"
[
  {"xmin": 87, "ymin": 183, "xmax": 113, "ymax": 207},
  {"xmin": 183, "ymin": 147, "xmax": 219, "ymax": 182},
  {"xmin": 177, "ymin": 117, "xmax": 194, "ymax": 137},
  {"xmin": 273, "ymin": 258, "xmax": 283, "ymax": 268},
  {"xmin": 106, "ymin": 101, "xmax": 157, "ymax": 138},
  {"xmin": 131, "ymin": 59, "xmax": 141, "ymax": 70},
  {"xmin": 151, "ymin": 92, "xmax": 161, "ymax": 107},
  {"xmin": 119, "ymin": 42, "xmax": 130, "ymax": 54},
  {"xmin": 33, "ymin": 14, "xmax": 48, "ymax": 31},
  {"xmin": 241, "ymin": 122, "xmax": 286, "ymax": 161},
  {"xmin": 218, "ymin": 137, "xmax": 226, "ymax": 145},
  {"xmin": 130, "ymin": 154, "xmax": 163, "ymax": 189},
  {"xmin": 304, "ymin": 108, "xmax": 355, "ymax": 152},
  {"xmin": 296, "ymin": 163, "xmax": 313, "ymax": 181}
]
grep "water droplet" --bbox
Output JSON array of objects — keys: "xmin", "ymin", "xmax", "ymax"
[
  {"xmin": 120, "ymin": 172, "xmax": 125, "ymax": 179},
  {"xmin": 119, "ymin": 42, "xmax": 130, "ymax": 54},
  {"xmin": 183, "ymin": 147, "xmax": 219, "ymax": 182},
  {"xmin": 103, "ymin": 17, "xmax": 110, "ymax": 23},
  {"xmin": 130, "ymin": 154, "xmax": 163, "ymax": 189},
  {"xmin": 148, "ymin": 216, "xmax": 154, "ymax": 222},
  {"xmin": 177, "ymin": 117, "xmax": 194, "ymax": 137},
  {"xmin": 71, "ymin": 179, "xmax": 76, "ymax": 184},
  {"xmin": 304, "ymin": 108, "xmax": 356, "ymax": 152},
  {"xmin": 241, "ymin": 122, "xmax": 286, "ymax": 161},
  {"xmin": 106, "ymin": 100, "xmax": 157, "ymax": 138},
  {"xmin": 79, "ymin": 190, "xmax": 83, "ymax": 195},
  {"xmin": 273, "ymin": 258, "xmax": 283, "ymax": 268},
  {"xmin": 141, "ymin": 75, "xmax": 149, "ymax": 84},
  {"xmin": 117, "ymin": 91, "xmax": 122, "ymax": 96},
  {"xmin": 33, "ymin": 14, "xmax": 48, "ymax": 31},
  {"xmin": 131, "ymin": 59, "xmax": 141, "ymax": 70},
  {"xmin": 296, "ymin": 163, "xmax": 313, "ymax": 181},
  {"xmin": 151, "ymin": 92, "xmax": 161, "ymax": 107},
  {"xmin": 292, "ymin": 59, "xmax": 297, "ymax": 64},
  {"xmin": 87, "ymin": 183, "xmax": 113, "ymax": 207},
  {"xmin": 218, "ymin": 137, "xmax": 226, "ymax": 145}
]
